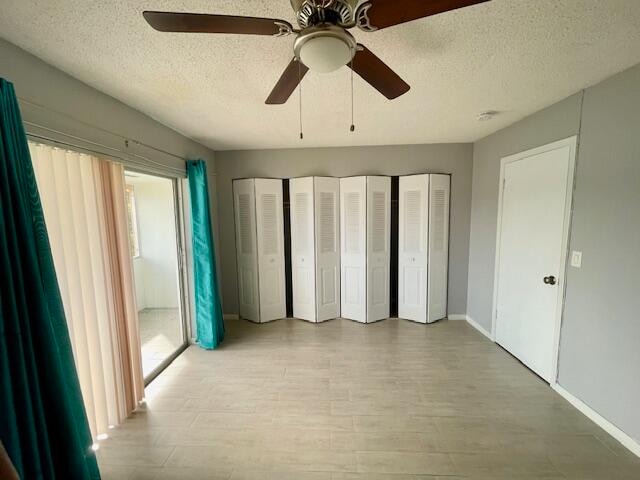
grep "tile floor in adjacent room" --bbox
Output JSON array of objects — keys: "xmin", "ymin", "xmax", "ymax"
[
  {"xmin": 97, "ymin": 318, "xmax": 640, "ymax": 479},
  {"xmin": 138, "ymin": 308, "xmax": 183, "ymax": 377}
]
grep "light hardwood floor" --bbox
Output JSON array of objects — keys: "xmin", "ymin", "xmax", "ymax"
[
  {"xmin": 138, "ymin": 308, "xmax": 183, "ymax": 377},
  {"xmin": 97, "ymin": 318, "xmax": 640, "ymax": 479}
]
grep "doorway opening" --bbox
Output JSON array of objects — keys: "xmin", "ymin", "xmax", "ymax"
[{"xmin": 124, "ymin": 171, "xmax": 188, "ymax": 382}]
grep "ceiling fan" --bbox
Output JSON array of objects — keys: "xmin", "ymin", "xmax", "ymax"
[{"xmin": 143, "ymin": 0, "xmax": 489, "ymax": 105}]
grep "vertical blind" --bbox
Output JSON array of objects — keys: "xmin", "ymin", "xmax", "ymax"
[{"xmin": 30, "ymin": 142, "xmax": 144, "ymax": 440}]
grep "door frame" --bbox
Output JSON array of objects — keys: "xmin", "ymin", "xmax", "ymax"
[
  {"xmin": 145, "ymin": 176, "xmax": 191, "ymax": 385},
  {"xmin": 124, "ymin": 171, "xmax": 192, "ymax": 386},
  {"xmin": 491, "ymin": 136, "xmax": 578, "ymax": 384},
  {"xmin": 177, "ymin": 177, "xmax": 196, "ymax": 342}
]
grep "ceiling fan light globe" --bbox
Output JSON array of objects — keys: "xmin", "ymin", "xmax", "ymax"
[{"xmin": 299, "ymin": 36, "xmax": 352, "ymax": 73}]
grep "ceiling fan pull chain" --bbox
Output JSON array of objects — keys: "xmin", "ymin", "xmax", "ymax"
[
  {"xmin": 350, "ymin": 57, "xmax": 355, "ymax": 133},
  {"xmin": 299, "ymin": 60, "xmax": 304, "ymax": 140}
]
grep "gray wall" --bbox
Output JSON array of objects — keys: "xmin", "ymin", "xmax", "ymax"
[
  {"xmin": 557, "ymin": 64, "xmax": 640, "ymax": 442},
  {"xmin": 216, "ymin": 144, "xmax": 474, "ymax": 316},
  {"xmin": 467, "ymin": 63, "xmax": 640, "ymax": 443}
]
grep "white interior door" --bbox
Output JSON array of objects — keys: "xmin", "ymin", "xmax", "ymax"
[
  {"xmin": 398, "ymin": 175, "xmax": 429, "ymax": 323},
  {"xmin": 233, "ymin": 179, "xmax": 260, "ymax": 322},
  {"xmin": 495, "ymin": 138, "xmax": 575, "ymax": 382},
  {"xmin": 340, "ymin": 177, "xmax": 367, "ymax": 322},
  {"xmin": 255, "ymin": 179, "xmax": 286, "ymax": 322},
  {"xmin": 290, "ymin": 177, "xmax": 316, "ymax": 322},
  {"xmin": 427, "ymin": 174, "xmax": 450, "ymax": 323},
  {"xmin": 314, "ymin": 177, "xmax": 340, "ymax": 322},
  {"xmin": 366, "ymin": 176, "xmax": 391, "ymax": 323}
]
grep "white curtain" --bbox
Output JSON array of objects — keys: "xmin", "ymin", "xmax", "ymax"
[{"xmin": 30, "ymin": 142, "xmax": 144, "ymax": 440}]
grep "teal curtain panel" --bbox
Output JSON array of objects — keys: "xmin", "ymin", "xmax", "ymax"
[
  {"xmin": 0, "ymin": 79, "xmax": 101, "ymax": 479},
  {"xmin": 187, "ymin": 160, "xmax": 225, "ymax": 349}
]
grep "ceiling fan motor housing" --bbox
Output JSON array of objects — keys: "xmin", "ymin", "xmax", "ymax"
[{"xmin": 290, "ymin": 0, "xmax": 359, "ymax": 28}]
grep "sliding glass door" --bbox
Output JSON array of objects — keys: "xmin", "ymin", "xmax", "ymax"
[{"xmin": 124, "ymin": 171, "xmax": 188, "ymax": 381}]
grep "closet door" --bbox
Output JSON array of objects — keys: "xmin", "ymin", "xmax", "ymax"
[
  {"xmin": 290, "ymin": 177, "xmax": 316, "ymax": 321},
  {"xmin": 255, "ymin": 179, "xmax": 286, "ymax": 322},
  {"xmin": 427, "ymin": 175, "xmax": 450, "ymax": 323},
  {"xmin": 314, "ymin": 177, "xmax": 340, "ymax": 322},
  {"xmin": 233, "ymin": 179, "xmax": 260, "ymax": 321},
  {"xmin": 340, "ymin": 177, "xmax": 367, "ymax": 322},
  {"xmin": 367, "ymin": 176, "xmax": 391, "ymax": 322},
  {"xmin": 398, "ymin": 175, "xmax": 429, "ymax": 323}
]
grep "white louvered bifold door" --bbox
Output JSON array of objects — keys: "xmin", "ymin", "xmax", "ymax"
[
  {"xmin": 427, "ymin": 174, "xmax": 450, "ymax": 323},
  {"xmin": 314, "ymin": 177, "xmax": 340, "ymax": 322},
  {"xmin": 233, "ymin": 179, "xmax": 260, "ymax": 322},
  {"xmin": 290, "ymin": 178, "xmax": 316, "ymax": 322},
  {"xmin": 398, "ymin": 175, "xmax": 429, "ymax": 323},
  {"xmin": 366, "ymin": 176, "xmax": 391, "ymax": 323},
  {"xmin": 255, "ymin": 179, "xmax": 286, "ymax": 322},
  {"xmin": 340, "ymin": 177, "xmax": 367, "ymax": 322}
]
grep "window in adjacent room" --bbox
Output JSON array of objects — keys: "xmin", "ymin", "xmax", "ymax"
[{"xmin": 125, "ymin": 183, "xmax": 140, "ymax": 258}]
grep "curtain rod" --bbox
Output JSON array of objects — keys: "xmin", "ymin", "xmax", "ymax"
[
  {"xmin": 18, "ymin": 97, "xmax": 207, "ymax": 163},
  {"xmin": 24, "ymin": 125, "xmax": 186, "ymax": 176},
  {"xmin": 27, "ymin": 136, "xmax": 191, "ymax": 184}
]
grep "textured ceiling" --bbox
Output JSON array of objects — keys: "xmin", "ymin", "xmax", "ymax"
[{"xmin": 1, "ymin": 1, "xmax": 640, "ymax": 150}]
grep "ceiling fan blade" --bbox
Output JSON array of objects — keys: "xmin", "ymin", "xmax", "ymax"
[
  {"xmin": 356, "ymin": 0, "xmax": 490, "ymax": 31},
  {"xmin": 348, "ymin": 45, "xmax": 410, "ymax": 100},
  {"xmin": 266, "ymin": 59, "xmax": 309, "ymax": 105},
  {"xmin": 143, "ymin": 11, "xmax": 294, "ymax": 36}
]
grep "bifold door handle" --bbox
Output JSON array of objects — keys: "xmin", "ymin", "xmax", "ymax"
[{"xmin": 543, "ymin": 275, "xmax": 557, "ymax": 285}]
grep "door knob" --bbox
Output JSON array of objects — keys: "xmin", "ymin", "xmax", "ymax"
[{"xmin": 543, "ymin": 275, "xmax": 557, "ymax": 285}]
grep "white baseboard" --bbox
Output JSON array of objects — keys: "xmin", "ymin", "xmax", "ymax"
[
  {"xmin": 552, "ymin": 384, "xmax": 640, "ymax": 458},
  {"xmin": 465, "ymin": 315, "xmax": 494, "ymax": 341},
  {"xmin": 223, "ymin": 313, "xmax": 239, "ymax": 320},
  {"xmin": 447, "ymin": 314, "xmax": 494, "ymax": 341}
]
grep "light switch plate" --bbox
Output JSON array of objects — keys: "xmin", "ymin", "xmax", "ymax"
[{"xmin": 571, "ymin": 251, "xmax": 582, "ymax": 268}]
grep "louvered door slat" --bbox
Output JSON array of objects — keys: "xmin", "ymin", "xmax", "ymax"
[
  {"xmin": 345, "ymin": 192, "xmax": 361, "ymax": 254},
  {"xmin": 319, "ymin": 191, "xmax": 336, "ymax": 253},
  {"xmin": 404, "ymin": 190, "xmax": 422, "ymax": 253},
  {"xmin": 261, "ymin": 193, "xmax": 278, "ymax": 255},
  {"xmin": 371, "ymin": 191, "xmax": 387, "ymax": 253}
]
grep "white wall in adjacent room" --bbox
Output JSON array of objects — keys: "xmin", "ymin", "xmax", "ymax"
[{"xmin": 130, "ymin": 177, "xmax": 180, "ymax": 311}]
